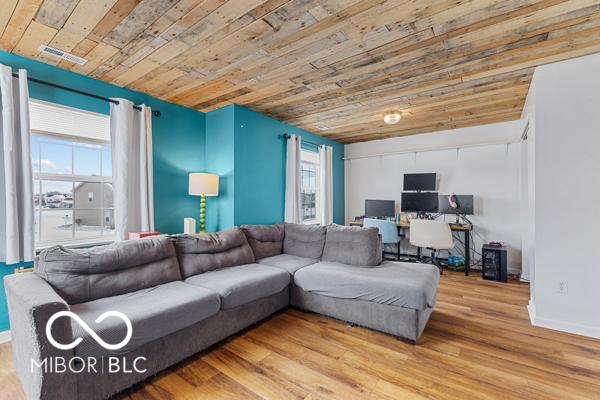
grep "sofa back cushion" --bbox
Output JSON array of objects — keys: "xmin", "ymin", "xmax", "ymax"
[
  {"xmin": 174, "ymin": 227, "xmax": 255, "ymax": 278},
  {"xmin": 283, "ymin": 223, "xmax": 327, "ymax": 259},
  {"xmin": 240, "ymin": 223, "xmax": 284, "ymax": 260},
  {"xmin": 322, "ymin": 224, "xmax": 383, "ymax": 266},
  {"xmin": 36, "ymin": 236, "xmax": 181, "ymax": 304}
]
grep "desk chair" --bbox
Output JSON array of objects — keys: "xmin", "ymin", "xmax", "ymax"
[
  {"xmin": 409, "ymin": 219, "xmax": 454, "ymax": 273},
  {"xmin": 363, "ymin": 218, "xmax": 401, "ymax": 260}
]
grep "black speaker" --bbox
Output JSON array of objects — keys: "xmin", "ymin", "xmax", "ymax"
[{"xmin": 482, "ymin": 245, "xmax": 508, "ymax": 282}]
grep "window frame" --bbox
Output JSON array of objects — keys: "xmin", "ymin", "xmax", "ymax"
[
  {"xmin": 300, "ymin": 149, "xmax": 320, "ymax": 225},
  {"xmin": 31, "ymin": 123, "xmax": 114, "ymax": 249}
]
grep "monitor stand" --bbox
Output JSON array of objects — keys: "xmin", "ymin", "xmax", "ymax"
[
  {"xmin": 455, "ymin": 214, "xmax": 472, "ymax": 225},
  {"xmin": 416, "ymin": 211, "xmax": 434, "ymax": 219}
]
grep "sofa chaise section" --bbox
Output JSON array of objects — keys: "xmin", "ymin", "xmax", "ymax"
[
  {"xmin": 290, "ymin": 284, "xmax": 434, "ymax": 343},
  {"xmin": 290, "ymin": 225, "xmax": 439, "ymax": 343},
  {"xmin": 292, "ymin": 261, "xmax": 439, "ymax": 341},
  {"xmin": 293, "ymin": 261, "xmax": 439, "ymax": 310}
]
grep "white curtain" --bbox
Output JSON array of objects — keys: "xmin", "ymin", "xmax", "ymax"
[
  {"xmin": 110, "ymin": 99, "xmax": 154, "ymax": 241},
  {"xmin": 318, "ymin": 145, "xmax": 333, "ymax": 225},
  {"xmin": 284, "ymin": 134, "xmax": 302, "ymax": 223},
  {"xmin": 0, "ymin": 65, "xmax": 34, "ymax": 264}
]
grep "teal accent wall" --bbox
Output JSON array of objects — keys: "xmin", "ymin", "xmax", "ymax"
[
  {"xmin": 0, "ymin": 51, "xmax": 206, "ymax": 235},
  {"xmin": 0, "ymin": 51, "xmax": 206, "ymax": 332},
  {"xmin": 205, "ymin": 104, "xmax": 344, "ymax": 229},
  {"xmin": 0, "ymin": 266, "xmax": 7, "ymax": 332},
  {"xmin": 234, "ymin": 105, "xmax": 344, "ymax": 225},
  {"xmin": 1, "ymin": 262, "xmax": 33, "ymax": 332},
  {"xmin": 205, "ymin": 105, "xmax": 235, "ymax": 232},
  {"xmin": 0, "ymin": 54, "xmax": 345, "ymax": 333}
]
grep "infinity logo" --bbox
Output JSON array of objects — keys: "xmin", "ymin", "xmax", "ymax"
[{"xmin": 46, "ymin": 311, "xmax": 133, "ymax": 351}]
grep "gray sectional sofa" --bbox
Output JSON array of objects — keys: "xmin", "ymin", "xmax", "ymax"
[{"xmin": 4, "ymin": 222, "xmax": 439, "ymax": 400}]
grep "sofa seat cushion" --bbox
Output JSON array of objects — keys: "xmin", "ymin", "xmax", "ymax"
[
  {"xmin": 257, "ymin": 254, "xmax": 318, "ymax": 274},
  {"xmin": 185, "ymin": 264, "xmax": 290, "ymax": 309},
  {"xmin": 293, "ymin": 261, "xmax": 439, "ymax": 310},
  {"xmin": 69, "ymin": 281, "xmax": 220, "ymax": 358}
]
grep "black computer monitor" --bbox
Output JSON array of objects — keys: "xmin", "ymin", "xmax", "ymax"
[
  {"xmin": 438, "ymin": 194, "xmax": 474, "ymax": 215},
  {"xmin": 365, "ymin": 200, "xmax": 395, "ymax": 218},
  {"xmin": 400, "ymin": 192, "xmax": 439, "ymax": 213},
  {"xmin": 403, "ymin": 173, "xmax": 436, "ymax": 191}
]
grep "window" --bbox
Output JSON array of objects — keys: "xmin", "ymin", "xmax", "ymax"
[
  {"xmin": 300, "ymin": 150, "xmax": 320, "ymax": 224},
  {"xmin": 30, "ymin": 100, "xmax": 113, "ymax": 247}
]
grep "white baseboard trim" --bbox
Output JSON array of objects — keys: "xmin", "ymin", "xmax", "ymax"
[
  {"xmin": 527, "ymin": 299, "xmax": 536, "ymax": 324},
  {"xmin": 0, "ymin": 330, "xmax": 11, "ymax": 344},
  {"xmin": 527, "ymin": 300, "xmax": 600, "ymax": 339}
]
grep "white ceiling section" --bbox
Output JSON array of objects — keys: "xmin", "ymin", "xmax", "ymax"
[{"xmin": 29, "ymin": 100, "xmax": 110, "ymax": 141}]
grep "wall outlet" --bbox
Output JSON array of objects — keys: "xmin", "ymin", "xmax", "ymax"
[{"xmin": 557, "ymin": 280, "xmax": 569, "ymax": 295}]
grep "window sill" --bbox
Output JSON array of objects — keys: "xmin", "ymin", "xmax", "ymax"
[
  {"xmin": 35, "ymin": 238, "xmax": 114, "ymax": 254},
  {"xmin": 302, "ymin": 220, "xmax": 320, "ymax": 225}
]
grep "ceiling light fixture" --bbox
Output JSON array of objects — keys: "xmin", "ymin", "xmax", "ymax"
[{"xmin": 383, "ymin": 111, "xmax": 401, "ymax": 125}]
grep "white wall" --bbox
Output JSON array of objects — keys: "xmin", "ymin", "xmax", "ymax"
[
  {"xmin": 345, "ymin": 121, "xmax": 524, "ymax": 273},
  {"xmin": 526, "ymin": 52, "xmax": 600, "ymax": 338},
  {"xmin": 520, "ymin": 75, "xmax": 537, "ymax": 286}
]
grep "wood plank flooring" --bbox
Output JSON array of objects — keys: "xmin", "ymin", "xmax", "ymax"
[{"xmin": 2, "ymin": 271, "xmax": 600, "ymax": 399}]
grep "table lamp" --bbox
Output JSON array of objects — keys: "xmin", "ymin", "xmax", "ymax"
[{"xmin": 189, "ymin": 173, "xmax": 219, "ymax": 233}]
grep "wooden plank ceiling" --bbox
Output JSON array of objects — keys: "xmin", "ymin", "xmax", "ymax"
[{"xmin": 1, "ymin": 0, "xmax": 600, "ymax": 143}]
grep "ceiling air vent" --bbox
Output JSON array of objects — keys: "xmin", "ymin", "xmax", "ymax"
[{"xmin": 38, "ymin": 45, "xmax": 88, "ymax": 65}]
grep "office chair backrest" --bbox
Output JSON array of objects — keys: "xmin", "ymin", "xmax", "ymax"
[
  {"xmin": 363, "ymin": 218, "xmax": 400, "ymax": 244},
  {"xmin": 409, "ymin": 219, "xmax": 453, "ymax": 250}
]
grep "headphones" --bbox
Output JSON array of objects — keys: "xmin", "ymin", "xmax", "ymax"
[{"xmin": 448, "ymin": 194, "xmax": 459, "ymax": 209}]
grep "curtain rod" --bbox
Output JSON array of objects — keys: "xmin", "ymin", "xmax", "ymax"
[
  {"xmin": 280, "ymin": 133, "xmax": 322, "ymax": 148},
  {"xmin": 343, "ymin": 139, "xmax": 520, "ymax": 160},
  {"xmin": 12, "ymin": 72, "xmax": 161, "ymax": 117}
]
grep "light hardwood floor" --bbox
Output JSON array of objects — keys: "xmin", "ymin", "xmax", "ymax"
[{"xmin": 2, "ymin": 272, "xmax": 600, "ymax": 400}]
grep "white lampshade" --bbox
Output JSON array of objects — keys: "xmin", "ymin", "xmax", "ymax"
[{"xmin": 189, "ymin": 173, "xmax": 219, "ymax": 196}]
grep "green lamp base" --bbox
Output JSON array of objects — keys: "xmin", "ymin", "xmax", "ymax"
[{"xmin": 198, "ymin": 194, "xmax": 207, "ymax": 234}]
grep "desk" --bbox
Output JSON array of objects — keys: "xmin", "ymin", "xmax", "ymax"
[{"xmin": 349, "ymin": 220, "xmax": 473, "ymax": 275}]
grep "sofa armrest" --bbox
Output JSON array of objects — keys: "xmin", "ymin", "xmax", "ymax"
[{"xmin": 4, "ymin": 272, "xmax": 76, "ymax": 400}]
